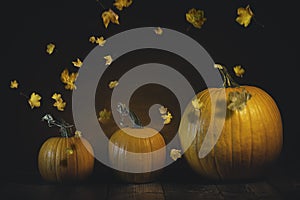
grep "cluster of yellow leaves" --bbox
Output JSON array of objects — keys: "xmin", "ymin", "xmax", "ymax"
[
  {"xmin": 159, "ymin": 106, "xmax": 173, "ymax": 125},
  {"xmin": 60, "ymin": 69, "xmax": 78, "ymax": 90},
  {"xmin": 89, "ymin": 36, "xmax": 106, "ymax": 46},
  {"xmin": 186, "ymin": 8, "xmax": 206, "ymax": 29},
  {"xmin": 236, "ymin": 5, "xmax": 254, "ymax": 27},
  {"xmin": 227, "ymin": 88, "xmax": 252, "ymax": 111},
  {"xmin": 98, "ymin": 108, "xmax": 112, "ymax": 123},
  {"xmin": 52, "ymin": 93, "xmax": 66, "ymax": 111}
]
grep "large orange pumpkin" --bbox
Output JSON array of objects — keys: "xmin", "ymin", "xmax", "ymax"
[
  {"xmin": 179, "ymin": 65, "xmax": 283, "ymax": 180},
  {"xmin": 38, "ymin": 116, "xmax": 94, "ymax": 182},
  {"xmin": 109, "ymin": 127, "xmax": 166, "ymax": 183}
]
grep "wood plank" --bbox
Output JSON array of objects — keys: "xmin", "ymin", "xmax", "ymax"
[
  {"xmin": 2, "ymin": 182, "xmax": 108, "ymax": 200},
  {"xmin": 245, "ymin": 181, "xmax": 283, "ymax": 200},
  {"xmin": 107, "ymin": 182, "xmax": 165, "ymax": 200},
  {"xmin": 216, "ymin": 183, "xmax": 257, "ymax": 200},
  {"xmin": 162, "ymin": 183, "xmax": 223, "ymax": 200}
]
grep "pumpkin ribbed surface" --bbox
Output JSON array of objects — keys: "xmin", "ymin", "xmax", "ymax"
[
  {"xmin": 38, "ymin": 137, "xmax": 94, "ymax": 182},
  {"xmin": 179, "ymin": 86, "xmax": 283, "ymax": 180}
]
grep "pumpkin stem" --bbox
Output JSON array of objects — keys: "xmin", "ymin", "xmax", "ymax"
[
  {"xmin": 116, "ymin": 102, "xmax": 143, "ymax": 128},
  {"xmin": 215, "ymin": 64, "xmax": 240, "ymax": 88},
  {"xmin": 41, "ymin": 114, "xmax": 74, "ymax": 137}
]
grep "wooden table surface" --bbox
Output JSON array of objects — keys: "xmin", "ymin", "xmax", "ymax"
[{"xmin": 1, "ymin": 160, "xmax": 299, "ymax": 200}]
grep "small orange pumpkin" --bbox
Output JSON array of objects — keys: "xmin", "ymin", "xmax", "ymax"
[
  {"xmin": 38, "ymin": 115, "xmax": 94, "ymax": 182},
  {"xmin": 179, "ymin": 65, "xmax": 283, "ymax": 181},
  {"xmin": 108, "ymin": 103, "xmax": 166, "ymax": 183}
]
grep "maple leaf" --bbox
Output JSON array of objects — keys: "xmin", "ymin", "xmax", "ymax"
[
  {"xmin": 192, "ymin": 97, "xmax": 204, "ymax": 111},
  {"xmin": 113, "ymin": 0, "xmax": 133, "ymax": 11},
  {"xmin": 170, "ymin": 149, "xmax": 182, "ymax": 161},
  {"xmin": 72, "ymin": 58, "xmax": 83, "ymax": 68},
  {"xmin": 60, "ymin": 69, "xmax": 78, "ymax": 90},
  {"xmin": 101, "ymin": 9, "xmax": 120, "ymax": 28},
  {"xmin": 52, "ymin": 93, "xmax": 66, "ymax": 111},
  {"xmin": 161, "ymin": 111, "xmax": 173, "ymax": 125},
  {"xmin": 233, "ymin": 65, "xmax": 245, "ymax": 77},
  {"xmin": 89, "ymin": 36, "xmax": 96, "ymax": 43},
  {"xmin": 186, "ymin": 8, "xmax": 207, "ymax": 28},
  {"xmin": 108, "ymin": 80, "xmax": 119, "ymax": 89},
  {"xmin": 46, "ymin": 43, "xmax": 55, "ymax": 54},
  {"xmin": 236, "ymin": 5, "xmax": 254, "ymax": 27},
  {"xmin": 104, "ymin": 55, "xmax": 113, "ymax": 65},
  {"xmin": 227, "ymin": 88, "xmax": 252, "ymax": 111},
  {"xmin": 98, "ymin": 108, "xmax": 111, "ymax": 123},
  {"xmin": 10, "ymin": 80, "xmax": 18, "ymax": 89},
  {"xmin": 28, "ymin": 92, "xmax": 41, "ymax": 109},
  {"xmin": 74, "ymin": 130, "xmax": 82, "ymax": 138}
]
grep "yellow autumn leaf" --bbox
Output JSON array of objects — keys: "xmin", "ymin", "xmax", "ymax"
[
  {"xmin": 51, "ymin": 93, "xmax": 62, "ymax": 101},
  {"xmin": 161, "ymin": 111, "xmax": 173, "ymax": 125},
  {"xmin": 10, "ymin": 80, "xmax": 18, "ymax": 89},
  {"xmin": 154, "ymin": 27, "xmax": 163, "ymax": 35},
  {"xmin": 236, "ymin": 5, "xmax": 254, "ymax": 27},
  {"xmin": 159, "ymin": 106, "xmax": 168, "ymax": 115},
  {"xmin": 104, "ymin": 55, "xmax": 113, "ymax": 65},
  {"xmin": 89, "ymin": 36, "xmax": 96, "ymax": 43},
  {"xmin": 46, "ymin": 43, "xmax": 55, "ymax": 54},
  {"xmin": 74, "ymin": 130, "xmax": 82, "ymax": 137},
  {"xmin": 101, "ymin": 9, "xmax": 120, "ymax": 28},
  {"xmin": 113, "ymin": 0, "xmax": 133, "ymax": 11},
  {"xmin": 170, "ymin": 149, "xmax": 182, "ymax": 161},
  {"xmin": 53, "ymin": 97, "xmax": 66, "ymax": 111},
  {"xmin": 96, "ymin": 36, "xmax": 106, "ymax": 46},
  {"xmin": 72, "ymin": 58, "xmax": 83, "ymax": 68},
  {"xmin": 192, "ymin": 97, "xmax": 204, "ymax": 111},
  {"xmin": 108, "ymin": 80, "xmax": 119, "ymax": 89},
  {"xmin": 186, "ymin": 8, "xmax": 206, "ymax": 28},
  {"xmin": 28, "ymin": 92, "xmax": 42, "ymax": 109},
  {"xmin": 233, "ymin": 65, "xmax": 245, "ymax": 77},
  {"xmin": 98, "ymin": 108, "xmax": 111, "ymax": 123},
  {"xmin": 60, "ymin": 68, "xmax": 78, "ymax": 90}
]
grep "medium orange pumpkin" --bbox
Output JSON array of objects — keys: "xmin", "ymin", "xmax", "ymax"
[
  {"xmin": 179, "ymin": 65, "xmax": 283, "ymax": 180},
  {"xmin": 38, "ymin": 115, "xmax": 94, "ymax": 182},
  {"xmin": 109, "ymin": 127, "xmax": 166, "ymax": 183}
]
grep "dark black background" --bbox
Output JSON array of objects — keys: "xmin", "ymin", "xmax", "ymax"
[{"xmin": 1, "ymin": 0, "xmax": 298, "ymax": 179}]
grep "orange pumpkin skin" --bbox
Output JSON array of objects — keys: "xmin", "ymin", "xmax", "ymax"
[
  {"xmin": 179, "ymin": 86, "xmax": 283, "ymax": 180},
  {"xmin": 109, "ymin": 127, "xmax": 166, "ymax": 183},
  {"xmin": 38, "ymin": 136, "xmax": 94, "ymax": 182}
]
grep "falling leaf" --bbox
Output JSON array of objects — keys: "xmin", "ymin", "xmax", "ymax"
[
  {"xmin": 46, "ymin": 43, "xmax": 55, "ymax": 54},
  {"xmin": 227, "ymin": 88, "xmax": 252, "ymax": 111},
  {"xmin": 113, "ymin": 0, "xmax": 133, "ymax": 11},
  {"xmin": 52, "ymin": 93, "xmax": 66, "ymax": 111},
  {"xmin": 108, "ymin": 80, "xmax": 119, "ymax": 89},
  {"xmin": 236, "ymin": 5, "xmax": 254, "ymax": 27},
  {"xmin": 170, "ymin": 149, "xmax": 182, "ymax": 161},
  {"xmin": 233, "ymin": 65, "xmax": 245, "ymax": 77},
  {"xmin": 28, "ymin": 92, "xmax": 42, "ymax": 109},
  {"xmin": 154, "ymin": 27, "xmax": 163, "ymax": 35},
  {"xmin": 89, "ymin": 36, "xmax": 96, "ymax": 43},
  {"xmin": 72, "ymin": 58, "xmax": 83, "ymax": 68},
  {"xmin": 161, "ymin": 111, "xmax": 173, "ymax": 125},
  {"xmin": 159, "ymin": 106, "xmax": 168, "ymax": 115},
  {"xmin": 192, "ymin": 97, "xmax": 204, "ymax": 111},
  {"xmin": 101, "ymin": 9, "xmax": 120, "ymax": 28},
  {"xmin": 10, "ymin": 80, "xmax": 18, "ymax": 89},
  {"xmin": 75, "ymin": 130, "xmax": 82, "ymax": 138},
  {"xmin": 60, "ymin": 68, "xmax": 78, "ymax": 90},
  {"xmin": 186, "ymin": 8, "xmax": 206, "ymax": 28},
  {"xmin": 104, "ymin": 55, "xmax": 113, "ymax": 65},
  {"xmin": 98, "ymin": 108, "xmax": 112, "ymax": 122},
  {"xmin": 95, "ymin": 36, "xmax": 106, "ymax": 46}
]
